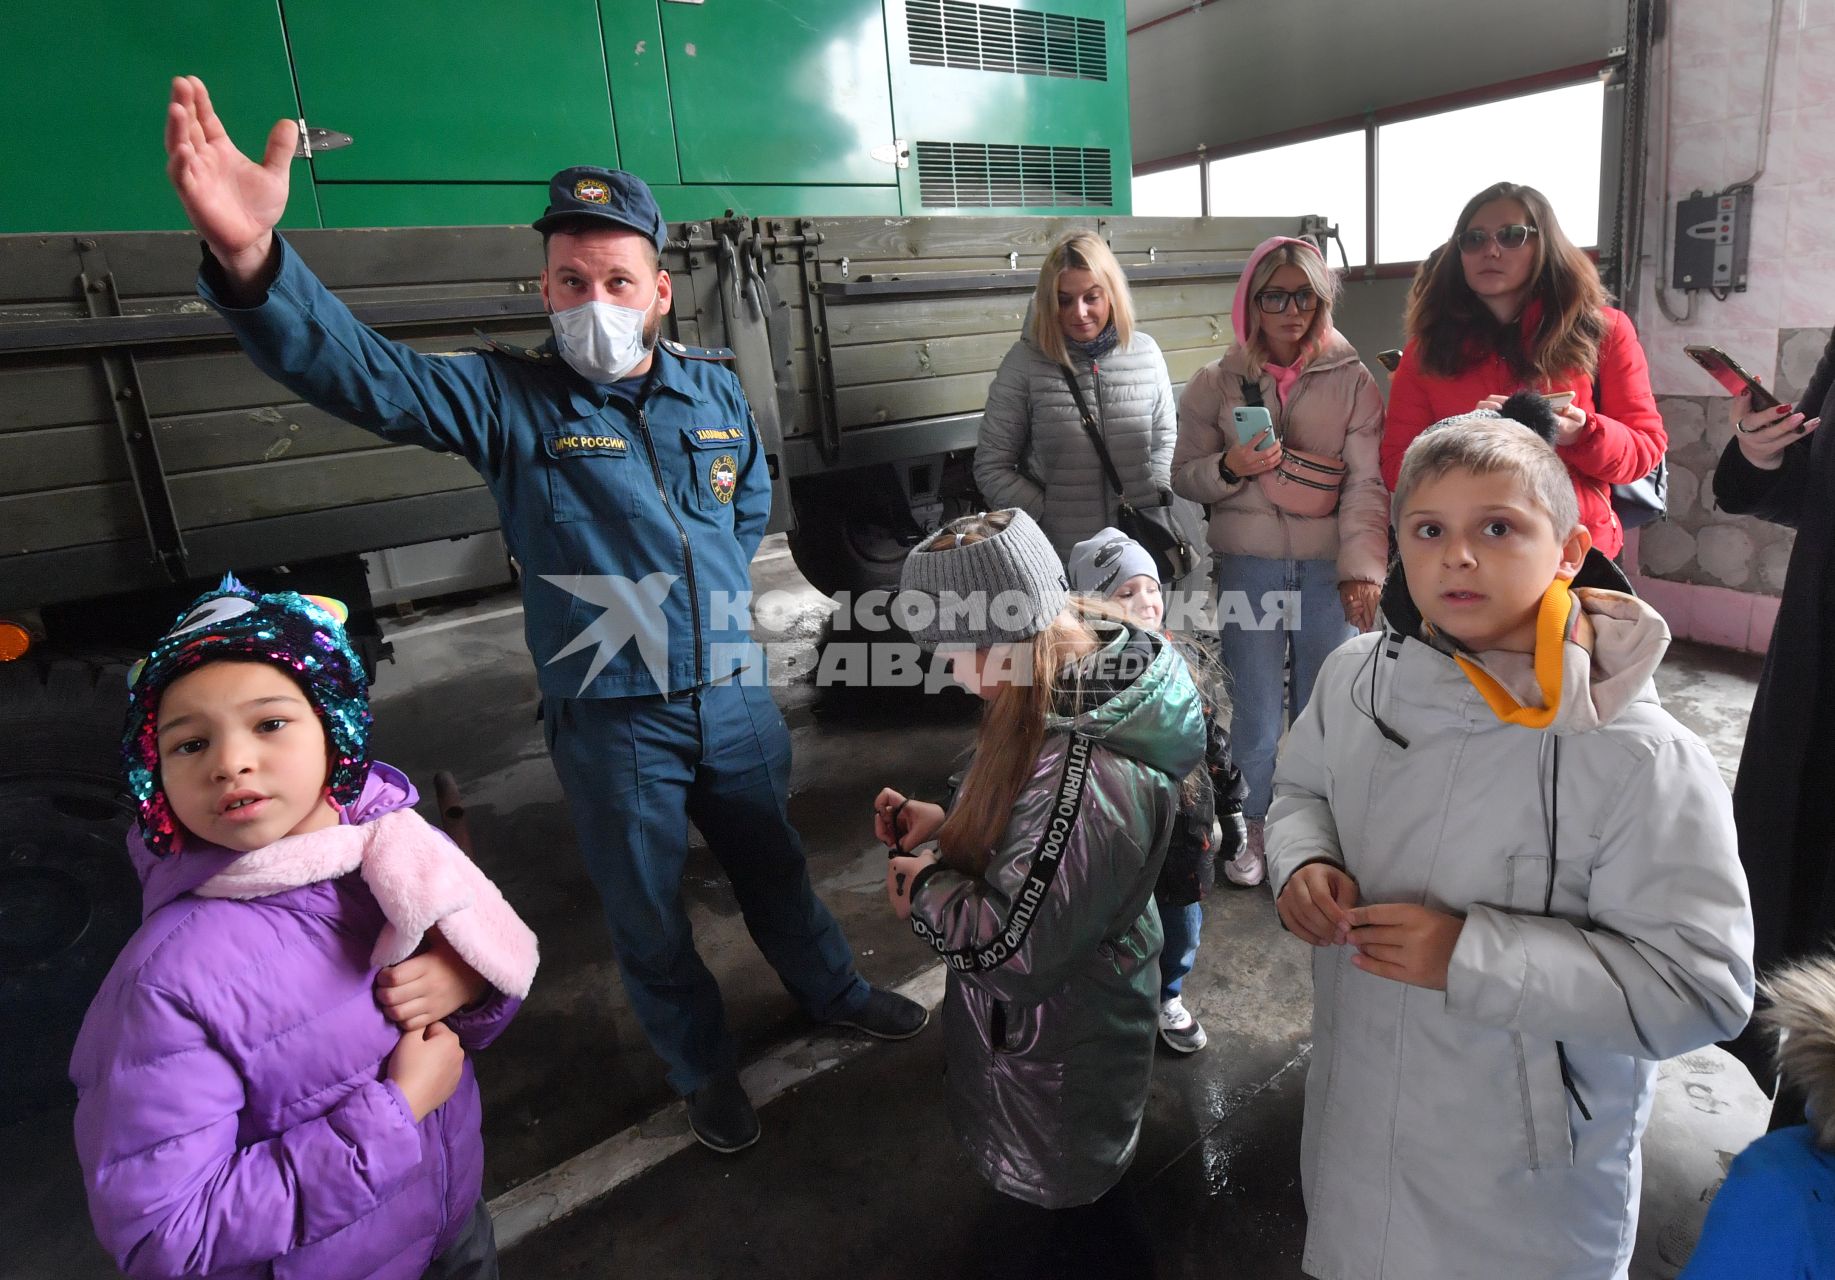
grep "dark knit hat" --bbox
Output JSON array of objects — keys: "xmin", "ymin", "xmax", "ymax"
[
  {"xmin": 897, "ymin": 509, "xmax": 1069, "ymax": 649},
  {"xmin": 123, "ymin": 574, "xmax": 371, "ymax": 854}
]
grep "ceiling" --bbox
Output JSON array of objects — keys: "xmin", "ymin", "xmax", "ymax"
[{"xmin": 1124, "ymin": 0, "xmax": 1627, "ymax": 166}]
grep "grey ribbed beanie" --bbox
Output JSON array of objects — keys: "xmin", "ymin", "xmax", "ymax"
[{"xmin": 897, "ymin": 509, "xmax": 1069, "ymax": 649}]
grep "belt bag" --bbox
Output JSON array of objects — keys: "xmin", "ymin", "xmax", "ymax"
[
  {"xmin": 1059, "ymin": 365, "xmax": 1199, "ymax": 582},
  {"xmin": 1241, "ymin": 376, "xmax": 1345, "ymax": 519}
]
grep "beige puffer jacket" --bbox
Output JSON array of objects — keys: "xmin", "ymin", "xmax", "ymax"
[{"xmin": 1170, "ymin": 331, "xmax": 1388, "ymax": 585}]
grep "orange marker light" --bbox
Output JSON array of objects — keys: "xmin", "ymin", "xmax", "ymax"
[{"xmin": 0, "ymin": 621, "xmax": 31, "ymax": 662}]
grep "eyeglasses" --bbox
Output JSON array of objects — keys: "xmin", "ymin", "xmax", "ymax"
[
  {"xmin": 1456, "ymin": 224, "xmax": 1538, "ymax": 253},
  {"xmin": 1255, "ymin": 287, "xmax": 1319, "ymax": 314}
]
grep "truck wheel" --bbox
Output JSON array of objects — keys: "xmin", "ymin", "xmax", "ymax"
[
  {"xmin": 0, "ymin": 658, "xmax": 140, "ymax": 1117},
  {"xmin": 786, "ymin": 472, "xmax": 920, "ymax": 597}
]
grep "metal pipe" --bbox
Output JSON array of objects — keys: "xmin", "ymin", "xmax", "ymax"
[{"xmin": 433, "ymin": 770, "xmax": 477, "ymax": 861}]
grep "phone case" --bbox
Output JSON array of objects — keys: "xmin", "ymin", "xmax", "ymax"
[
  {"xmin": 1232, "ymin": 404, "xmax": 1277, "ymax": 450},
  {"xmin": 1684, "ymin": 345, "xmax": 1780, "ymax": 408}
]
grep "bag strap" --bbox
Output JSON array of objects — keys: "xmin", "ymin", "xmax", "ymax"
[
  {"xmin": 1239, "ymin": 374, "xmax": 1281, "ymax": 446},
  {"xmin": 1059, "ymin": 364, "xmax": 1129, "ymax": 502},
  {"xmin": 909, "ymin": 733, "xmax": 1095, "ymax": 973}
]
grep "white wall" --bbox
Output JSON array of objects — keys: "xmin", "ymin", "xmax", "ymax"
[{"xmin": 1624, "ymin": 0, "xmax": 1835, "ymax": 649}]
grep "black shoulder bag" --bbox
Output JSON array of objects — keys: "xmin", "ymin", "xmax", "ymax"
[
  {"xmin": 1596, "ymin": 315, "xmax": 1668, "ymax": 529},
  {"xmin": 1058, "ymin": 364, "xmax": 1198, "ymax": 582}
]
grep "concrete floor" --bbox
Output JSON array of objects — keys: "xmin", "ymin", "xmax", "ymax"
[{"xmin": 1, "ymin": 537, "xmax": 1772, "ymax": 1280}]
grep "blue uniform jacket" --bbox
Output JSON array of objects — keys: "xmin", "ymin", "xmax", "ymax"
[{"xmin": 200, "ymin": 235, "xmax": 772, "ymax": 699}]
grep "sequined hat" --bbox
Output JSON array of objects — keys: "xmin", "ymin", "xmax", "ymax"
[{"xmin": 122, "ymin": 574, "xmax": 371, "ymax": 855}]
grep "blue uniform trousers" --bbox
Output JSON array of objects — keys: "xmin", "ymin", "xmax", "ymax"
[{"xmin": 545, "ymin": 679, "xmax": 867, "ymax": 1095}]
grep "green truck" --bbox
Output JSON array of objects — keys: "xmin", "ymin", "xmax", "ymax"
[{"xmin": 0, "ymin": 0, "xmax": 1321, "ymax": 1106}]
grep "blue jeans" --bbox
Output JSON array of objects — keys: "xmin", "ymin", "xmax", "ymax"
[
  {"xmin": 1158, "ymin": 900, "xmax": 1202, "ymax": 1003},
  {"xmin": 545, "ymin": 680, "xmax": 868, "ymax": 1095},
  {"xmin": 1214, "ymin": 555, "xmax": 1355, "ymax": 820}
]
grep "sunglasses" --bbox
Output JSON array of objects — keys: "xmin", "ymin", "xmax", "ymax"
[
  {"xmin": 1457, "ymin": 224, "xmax": 1538, "ymax": 253},
  {"xmin": 1255, "ymin": 287, "xmax": 1319, "ymax": 315}
]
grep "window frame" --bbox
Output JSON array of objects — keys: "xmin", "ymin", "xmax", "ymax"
[{"xmin": 1130, "ymin": 60, "xmax": 1611, "ymax": 275}]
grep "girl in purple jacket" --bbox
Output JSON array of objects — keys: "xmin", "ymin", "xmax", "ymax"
[{"xmin": 70, "ymin": 578, "xmax": 538, "ymax": 1280}]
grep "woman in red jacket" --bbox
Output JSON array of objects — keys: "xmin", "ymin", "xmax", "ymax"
[{"xmin": 1380, "ymin": 182, "xmax": 1664, "ymax": 558}]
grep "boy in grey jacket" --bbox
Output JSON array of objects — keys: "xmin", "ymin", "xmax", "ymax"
[{"xmin": 1266, "ymin": 396, "xmax": 1755, "ymax": 1280}]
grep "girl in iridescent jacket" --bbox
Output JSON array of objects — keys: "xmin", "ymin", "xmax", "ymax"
[{"xmin": 877, "ymin": 509, "xmax": 1206, "ymax": 1229}]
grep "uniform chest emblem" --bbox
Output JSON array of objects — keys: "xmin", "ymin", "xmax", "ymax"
[
  {"xmin": 709, "ymin": 454, "xmax": 738, "ymax": 504},
  {"xmin": 573, "ymin": 179, "xmax": 611, "ymax": 205}
]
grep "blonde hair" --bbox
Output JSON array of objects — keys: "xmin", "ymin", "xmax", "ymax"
[
  {"xmin": 1392, "ymin": 416, "xmax": 1580, "ymax": 538},
  {"xmin": 1031, "ymin": 231, "xmax": 1135, "ymax": 369},
  {"xmin": 1241, "ymin": 241, "xmax": 1339, "ymax": 376},
  {"xmin": 927, "ymin": 512, "xmax": 1129, "ymax": 875},
  {"xmin": 1759, "ymin": 955, "xmax": 1835, "ymax": 1150}
]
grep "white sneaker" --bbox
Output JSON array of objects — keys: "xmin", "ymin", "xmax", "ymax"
[
  {"xmin": 1158, "ymin": 997, "xmax": 1208, "ymax": 1053},
  {"xmin": 1223, "ymin": 818, "xmax": 1266, "ymax": 888}
]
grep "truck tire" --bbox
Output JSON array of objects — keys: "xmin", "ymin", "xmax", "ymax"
[
  {"xmin": 786, "ymin": 472, "xmax": 919, "ymax": 597},
  {"xmin": 0, "ymin": 657, "xmax": 140, "ymax": 1117}
]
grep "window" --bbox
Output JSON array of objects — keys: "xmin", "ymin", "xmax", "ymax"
[
  {"xmin": 1131, "ymin": 164, "xmax": 1201, "ymax": 216},
  {"xmin": 1208, "ymin": 131, "xmax": 1366, "ymax": 267},
  {"xmin": 1130, "ymin": 75, "xmax": 1606, "ymax": 270},
  {"xmin": 1376, "ymin": 81, "xmax": 1604, "ymax": 263}
]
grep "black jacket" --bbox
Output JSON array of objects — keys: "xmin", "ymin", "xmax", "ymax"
[{"xmin": 1713, "ymin": 330, "xmax": 1835, "ymax": 1076}]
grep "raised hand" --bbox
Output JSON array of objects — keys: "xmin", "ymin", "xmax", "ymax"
[{"xmin": 163, "ymin": 75, "xmax": 295, "ymax": 285}]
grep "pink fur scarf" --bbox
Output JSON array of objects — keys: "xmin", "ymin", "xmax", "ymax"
[{"xmin": 194, "ymin": 808, "xmax": 539, "ymax": 1000}]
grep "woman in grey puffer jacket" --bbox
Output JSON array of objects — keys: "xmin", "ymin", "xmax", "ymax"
[
  {"xmin": 975, "ymin": 231, "xmax": 1179, "ymax": 563},
  {"xmin": 879, "ymin": 509, "xmax": 1206, "ymax": 1215}
]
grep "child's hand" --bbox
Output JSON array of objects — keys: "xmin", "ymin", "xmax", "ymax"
[
  {"xmin": 1346, "ymin": 903, "xmax": 1466, "ymax": 990},
  {"xmin": 1276, "ymin": 862, "xmax": 1359, "ymax": 946},
  {"xmin": 887, "ymin": 850, "xmax": 940, "ymax": 920},
  {"xmin": 376, "ymin": 928, "xmax": 488, "ymax": 1031},
  {"xmin": 875, "ymin": 788, "xmax": 946, "ymax": 852},
  {"xmin": 387, "ymin": 1021, "xmax": 465, "ymax": 1121}
]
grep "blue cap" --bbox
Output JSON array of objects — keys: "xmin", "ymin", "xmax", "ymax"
[{"xmin": 532, "ymin": 166, "xmax": 667, "ymax": 251}]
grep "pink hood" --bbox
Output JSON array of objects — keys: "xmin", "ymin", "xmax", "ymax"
[{"xmin": 1232, "ymin": 235, "xmax": 1333, "ymax": 347}]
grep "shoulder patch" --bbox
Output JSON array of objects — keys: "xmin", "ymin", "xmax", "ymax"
[
  {"xmin": 473, "ymin": 329, "xmax": 558, "ymax": 364},
  {"xmin": 661, "ymin": 337, "xmax": 734, "ymax": 362}
]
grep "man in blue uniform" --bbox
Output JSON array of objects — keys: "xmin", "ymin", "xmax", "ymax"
[{"xmin": 163, "ymin": 75, "xmax": 925, "ymax": 1153}]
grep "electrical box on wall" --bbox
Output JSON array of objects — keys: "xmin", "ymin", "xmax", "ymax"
[{"xmin": 1672, "ymin": 189, "xmax": 1752, "ymax": 292}]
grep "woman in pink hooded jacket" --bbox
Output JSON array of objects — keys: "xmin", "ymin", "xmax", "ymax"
[
  {"xmin": 1170, "ymin": 236, "xmax": 1388, "ymax": 886},
  {"xmin": 70, "ymin": 578, "xmax": 538, "ymax": 1279}
]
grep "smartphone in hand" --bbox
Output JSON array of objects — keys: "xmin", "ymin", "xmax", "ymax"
[
  {"xmin": 1684, "ymin": 345, "xmax": 1781, "ymax": 410},
  {"xmin": 1233, "ymin": 405, "xmax": 1278, "ymax": 451},
  {"xmin": 1543, "ymin": 390, "xmax": 1576, "ymax": 411}
]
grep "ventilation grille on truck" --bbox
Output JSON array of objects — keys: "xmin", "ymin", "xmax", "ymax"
[
  {"xmin": 907, "ymin": 0, "xmax": 1108, "ymax": 81},
  {"xmin": 915, "ymin": 142, "xmax": 1113, "ymax": 208}
]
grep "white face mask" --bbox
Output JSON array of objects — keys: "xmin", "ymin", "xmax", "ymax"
[{"xmin": 549, "ymin": 289, "xmax": 657, "ymax": 384}]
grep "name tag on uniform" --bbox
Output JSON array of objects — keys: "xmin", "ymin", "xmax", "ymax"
[
  {"xmin": 546, "ymin": 434, "xmax": 630, "ymax": 459},
  {"xmin": 690, "ymin": 426, "xmax": 746, "ymax": 445}
]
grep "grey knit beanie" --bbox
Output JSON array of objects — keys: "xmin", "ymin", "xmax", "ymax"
[{"xmin": 897, "ymin": 509, "xmax": 1069, "ymax": 650}]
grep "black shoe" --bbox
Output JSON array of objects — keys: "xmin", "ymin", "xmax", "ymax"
[
  {"xmin": 829, "ymin": 986, "xmax": 929, "ymax": 1040},
  {"xmin": 685, "ymin": 1072, "xmax": 759, "ymax": 1154}
]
